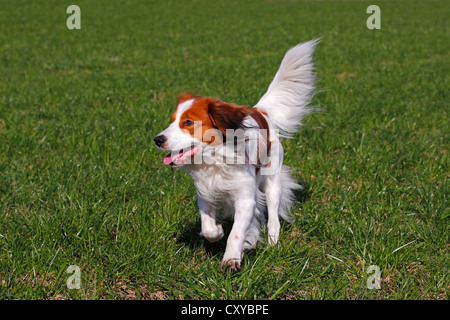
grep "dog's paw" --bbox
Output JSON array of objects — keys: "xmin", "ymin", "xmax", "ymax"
[
  {"xmin": 268, "ymin": 232, "xmax": 279, "ymax": 247},
  {"xmin": 200, "ymin": 224, "xmax": 224, "ymax": 243},
  {"xmin": 221, "ymin": 258, "xmax": 241, "ymax": 272}
]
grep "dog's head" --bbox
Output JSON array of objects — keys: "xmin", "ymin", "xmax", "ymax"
[{"xmin": 154, "ymin": 93, "xmax": 254, "ymax": 167}]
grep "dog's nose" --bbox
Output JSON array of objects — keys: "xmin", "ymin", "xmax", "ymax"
[{"xmin": 153, "ymin": 135, "xmax": 167, "ymax": 147}]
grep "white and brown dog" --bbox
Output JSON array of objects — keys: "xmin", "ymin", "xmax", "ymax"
[{"xmin": 154, "ymin": 40, "xmax": 318, "ymax": 270}]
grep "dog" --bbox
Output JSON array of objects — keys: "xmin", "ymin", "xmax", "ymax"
[{"xmin": 154, "ymin": 39, "xmax": 318, "ymax": 270}]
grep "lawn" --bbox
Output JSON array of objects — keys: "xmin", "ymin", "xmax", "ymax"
[{"xmin": 0, "ymin": 0, "xmax": 448, "ymax": 299}]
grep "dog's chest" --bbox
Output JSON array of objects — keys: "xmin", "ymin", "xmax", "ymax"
[
  {"xmin": 188, "ymin": 165, "xmax": 227, "ymax": 199},
  {"xmin": 186, "ymin": 164, "xmax": 252, "ymax": 204}
]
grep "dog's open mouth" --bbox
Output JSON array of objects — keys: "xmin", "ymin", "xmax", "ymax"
[{"xmin": 163, "ymin": 145, "xmax": 200, "ymax": 167}]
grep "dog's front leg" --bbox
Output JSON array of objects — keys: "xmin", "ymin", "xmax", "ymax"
[
  {"xmin": 221, "ymin": 198, "xmax": 255, "ymax": 270},
  {"xmin": 197, "ymin": 194, "xmax": 224, "ymax": 242}
]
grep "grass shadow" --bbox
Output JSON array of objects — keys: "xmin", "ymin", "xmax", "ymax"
[
  {"xmin": 176, "ymin": 219, "xmax": 231, "ymax": 257},
  {"xmin": 294, "ymin": 179, "xmax": 312, "ymax": 204}
]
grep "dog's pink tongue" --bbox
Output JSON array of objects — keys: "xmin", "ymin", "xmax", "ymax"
[
  {"xmin": 163, "ymin": 152, "xmax": 181, "ymax": 165},
  {"xmin": 181, "ymin": 146, "xmax": 199, "ymax": 160},
  {"xmin": 163, "ymin": 147, "xmax": 199, "ymax": 165}
]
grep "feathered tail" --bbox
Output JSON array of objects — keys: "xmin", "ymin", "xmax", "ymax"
[{"xmin": 255, "ymin": 39, "xmax": 319, "ymax": 138}]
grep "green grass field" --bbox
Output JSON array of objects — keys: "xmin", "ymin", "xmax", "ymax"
[{"xmin": 0, "ymin": 0, "xmax": 448, "ymax": 299}]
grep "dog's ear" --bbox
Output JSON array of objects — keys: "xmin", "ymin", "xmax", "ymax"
[{"xmin": 207, "ymin": 100, "xmax": 251, "ymax": 136}]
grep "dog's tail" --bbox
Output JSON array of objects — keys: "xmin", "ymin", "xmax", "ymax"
[{"xmin": 255, "ymin": 39, "xmax": 319, "ymax": 138}]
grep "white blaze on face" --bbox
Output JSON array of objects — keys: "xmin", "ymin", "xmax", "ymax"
[{"xmin": 159, "ymin": 99, "xmax": 195, "ymax": 149}]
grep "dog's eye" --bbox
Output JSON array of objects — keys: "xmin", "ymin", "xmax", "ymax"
[{"xmin": 183, "ymin": 119, "xmax": 194, "ymax": 127}]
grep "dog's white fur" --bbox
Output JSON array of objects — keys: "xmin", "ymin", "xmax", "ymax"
[{"xmin": 156, "ymin": 40, "xmax": 318, "ymax": 269}]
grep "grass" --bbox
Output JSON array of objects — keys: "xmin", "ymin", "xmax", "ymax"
[{"xmin": 0, "ymin": 0, "xmax": 448, "ymax": 299}]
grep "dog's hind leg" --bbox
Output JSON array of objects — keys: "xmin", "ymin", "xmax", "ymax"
[
  {"xmin": 265, "ymin": 166, "xmax": 302, "ymax": 245},
  {"xmin": 265, "ymin": 173, "xmax": 282, "ymax": 245}
]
